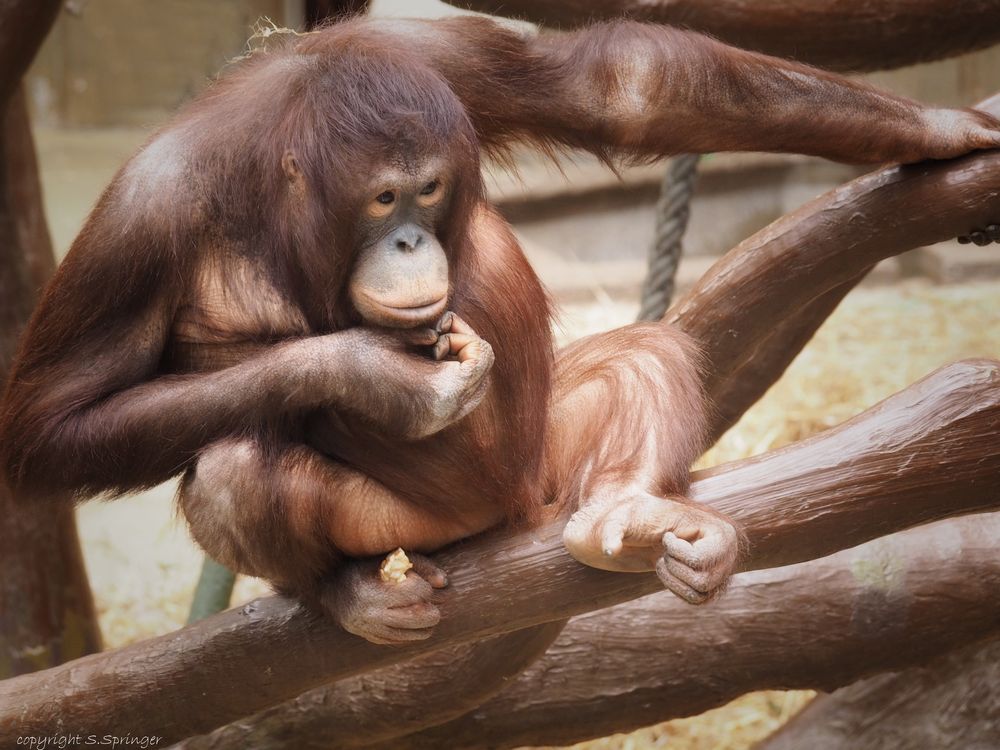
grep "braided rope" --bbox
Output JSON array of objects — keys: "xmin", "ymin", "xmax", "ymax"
[{"xmin": 637, "ymin": 153, "xmax": 700, "ymax": 321}]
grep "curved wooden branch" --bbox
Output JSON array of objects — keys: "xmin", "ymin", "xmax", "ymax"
[
  {"xmin": 670, "ymin": 96, "xmax": 1000, "ymax": 412},
  {"xmin": 701, "ymin": 271, "xmax": 868, "ymax": 436},
  {"xmin": 757, "ymin": 635, "xmax": 1000, "ymax": 750},
  {"xmin": 178, "ymin": 622, "xmax": 567, "ymax": 750},
  {"xmin": 349, "ymin": 513, "xmax": 1000, "ymax": 750},
  {"xmin": 697, "ymin": 359, "xmax": 1000, "ymax": 566},
  {"xmin": 2, "ymin": 358, "xmax": 998, "ymax": 743},
  {"xmin": 442, "ymin": 0, "xmax": 1000, "ymax": 73},
  {"xmin": 676, "ymin": 89, "xmax": 1000, "ymax": 438}
]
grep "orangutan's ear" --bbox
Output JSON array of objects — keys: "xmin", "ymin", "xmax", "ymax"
[{"xmin": 282, "ymin": 150, "xmax": 304, "ymax": 184}]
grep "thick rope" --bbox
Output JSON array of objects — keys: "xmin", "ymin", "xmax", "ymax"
[{"xmin": 637, "ymin": 153, "xmax": 700, "ymax": 321}]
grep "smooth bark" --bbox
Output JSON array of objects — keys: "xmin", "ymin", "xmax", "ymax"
[
  {"xmin": 758, "ymin": 636, "xmax": 1000, "ymax": 750},
  {"xmin": 350, "ymin": 514, "xmax": 1000, "ymax": 750},
  {"xmin": 702, "ymin": 271, "xmax": 869, "ymax": 436},
  {"xmin": 669, "ymin": 93, "xmax": 1000, "ymax": 412},
  {"xmin": 179, "ymin": 622, "xmax": 567, "ymax": 749},
  {"xmin": 670, "ymin": 87, "xmax": 999, "ymax": 433}
]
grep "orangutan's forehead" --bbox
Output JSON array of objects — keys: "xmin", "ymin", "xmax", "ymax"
[{"xmin": 375, "ymin": 154, "xmax": 447, "ymax": 183}]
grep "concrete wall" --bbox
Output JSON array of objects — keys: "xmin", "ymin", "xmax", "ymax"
[
  {"xmin": 27, "ymin": 0, "xmax": 296, "ymax": 126},
  {"xmin": 25, "ymin": 0, "xmax": 464, "ymax": 126}
]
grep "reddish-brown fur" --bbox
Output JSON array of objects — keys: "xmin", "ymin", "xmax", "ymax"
[{"xmin": 2, "ymin": 16, "xmax": 998, "ymax": 625}]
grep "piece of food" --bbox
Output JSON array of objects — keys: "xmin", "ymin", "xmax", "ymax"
[{"xmin": 379, "ymin": 548, "xmax": 413, "ymax": 584}]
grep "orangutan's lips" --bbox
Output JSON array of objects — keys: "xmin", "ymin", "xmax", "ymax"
[{"xmin": 372, "ymin": 295, "xmax": 448, "ymax": 327}]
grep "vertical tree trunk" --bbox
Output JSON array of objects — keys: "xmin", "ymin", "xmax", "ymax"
[
  {"xmin": 0, "ymin": 90, "xmax": 42, "ymax": 363},
  {"xmin": 0, "ymin": 0, "xmax": 102, "ymax": 675}
]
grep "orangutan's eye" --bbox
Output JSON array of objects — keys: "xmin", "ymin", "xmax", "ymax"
[
  {"xmin": 416, "ymin": 180, "xmax": 444, "ymax": 207},
  {"xmin": 375, "ymin": 191, "xmax": 395, "ymax": 205}
]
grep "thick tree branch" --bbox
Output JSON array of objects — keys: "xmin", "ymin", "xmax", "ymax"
[
  {"xmin": 669, "ymin": 93, "xmax": 1000, "ymax": 412},
  {"xmin": 757, "ymin": 635, "xmax": 1000, "ymax": 750},
  {"xmin": 669, "ymin": 87, "xmax": 998, "ymax": 440},
  {"xmin": 2, "ymin": 357, "xmax": 999, "ymax": 743},
  {"xmin": 180, "ymin": 622, "xmax": 567, "ymax": 750},
  {"xmin": 701, "ymin": 271, "xmax": 868, "ymax": 437},
  {"xmin": 348, "ymin": 513, "xmax": 1000, "ymax": 750},
  {"xmin": 443, "ymin": 0, "xmax": 1000, "ymax": 73}
]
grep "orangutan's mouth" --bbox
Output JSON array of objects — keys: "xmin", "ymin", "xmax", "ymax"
[{"xmin": 369, "ymin": 295, "xmax": 448, "ymax": 327}]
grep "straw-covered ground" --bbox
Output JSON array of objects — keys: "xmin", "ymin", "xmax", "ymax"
[{"xmin": 77, "ymin": 278, "xmax": 1000, "ymax": 750}]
